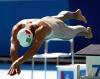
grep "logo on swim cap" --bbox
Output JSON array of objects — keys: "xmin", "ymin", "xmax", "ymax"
[
  {"xmin": 17, "ymin": 29, "xmax": 33, "ymax": 47},
  {"xmin": 25, "ymin": 30, "xmax": 32, "ymax": 43}
]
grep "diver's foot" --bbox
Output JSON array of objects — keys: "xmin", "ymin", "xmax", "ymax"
[
  {"xmin": 85, "ymin": 27, "xmax": 93, "ymax": 39},
  {"xmin": 75, "ymin": 9, "xmax": 87, "ymax": 23}
]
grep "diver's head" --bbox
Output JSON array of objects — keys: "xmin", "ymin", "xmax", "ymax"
[{"xmin": 17, "ymin": 28, "xmax": 35, "ymax": 47}]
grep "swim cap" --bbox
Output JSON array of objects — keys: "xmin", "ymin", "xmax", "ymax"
[{"xmin": 17, "ymin": 29, "xmax": 33, "ymax": 47}]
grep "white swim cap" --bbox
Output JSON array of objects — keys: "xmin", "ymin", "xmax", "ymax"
[{"xmin": 17, "ymin": 29, "xmax": 33, "ymax": 47}]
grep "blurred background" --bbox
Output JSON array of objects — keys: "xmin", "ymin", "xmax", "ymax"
[{"xmin": 0, "ymin": 0, "xmax": 100, "ymax": 79}]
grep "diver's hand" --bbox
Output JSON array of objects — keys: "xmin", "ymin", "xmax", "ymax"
[{"xmin": 8, "ymin": 62, "xmax": 21, "ymax": 76}]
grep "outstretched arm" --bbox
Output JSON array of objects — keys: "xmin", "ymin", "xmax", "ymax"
[
  {"xmin": 8, "ymin": 24, "xmax": 51, "ymax": 76},
  {"xmin": 8, "ymin": 25, "xmax": 21, "ymax": 76},
  {"xmin": 10, "ymin": 23, "xmax": 25, "ymax": 62},
  {"xmin": 10, "ymin": 33, "xmax": 20, "ymax": 62}
]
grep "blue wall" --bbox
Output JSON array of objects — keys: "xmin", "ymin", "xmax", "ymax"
[
  {"xmin": 0, "ymin": 0, "xmax": 99, "ymax": 57},
  {"xmin": 0, "ymin": 0, "xmax": 69, "ymax": 56}
]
